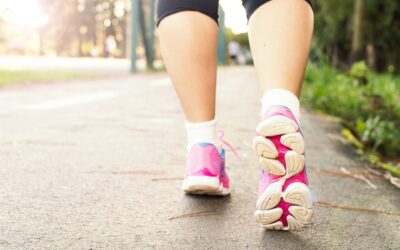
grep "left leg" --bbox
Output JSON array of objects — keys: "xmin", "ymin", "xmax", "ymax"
[
  {"xmin": 243, "ymin": 0, "xmax": 314, "ymax": 230},
  {"xmin": 247, "ymin": 0, "xmax": 313, "ymax": 96}
]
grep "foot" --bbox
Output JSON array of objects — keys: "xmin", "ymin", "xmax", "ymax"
[
  {"xmin": 182, "ymin": 143, "xmax": 230, "ymax": 196},
  {"xmin": 252, "ymin": 105, "xmax": 312, "ymax": 230}
]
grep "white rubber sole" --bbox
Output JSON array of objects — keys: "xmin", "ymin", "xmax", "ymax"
[
  {"xmin": 255, "ymin": 181, "xmax": 312, "ymax": 230},
  {"xmin": 256, "ymin": 115, "xmax": 299, "ymax": 137},
  {"xmin": 257, "ymin": 150, "xmax": 305, "ymax": 178},
  {"xmin": 253, "ymin": 115, "xmax": 312, "ymax": 230},
  {"xmin": 182, "ymin": 176, "xmax": 230, "ymax": 196}
]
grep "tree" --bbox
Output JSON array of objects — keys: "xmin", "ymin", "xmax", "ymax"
[
  {"xmin": 351, "ymin": 0, "xmax": 365, "ymax": 63},
  {"xmin": 313, "ymin": 1, "xmax": 400, "ymax": 72}
]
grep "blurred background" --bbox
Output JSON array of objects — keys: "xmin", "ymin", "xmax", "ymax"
[
  {"xmin": 0, "ymin": 0, "xmax": 399, "ymax": 70},
  {"xmin": 0, "ymin": 0, "xmax": 400, "ymax": 177},
  {"xmin": 0, "ymin": 0, "xmax": 131, "ymax": 57}
]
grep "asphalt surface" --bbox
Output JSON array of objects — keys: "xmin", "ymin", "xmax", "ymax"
[
  {"xmin": 0, "ymin": 66, "xmax": 399, "ymax": 249},
  {"xmin": 0, "ymin": 55, "xmax": 142, "ymax": 75}
]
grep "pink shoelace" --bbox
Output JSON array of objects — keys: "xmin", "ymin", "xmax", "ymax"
[{"xmin": 218, "ymin": 130, "xmax": 241, "ymax": 161}]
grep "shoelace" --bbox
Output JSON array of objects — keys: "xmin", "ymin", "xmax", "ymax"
[{"xmin": 218, "ymin": 130, "xmax": 241, "ymax": 161}]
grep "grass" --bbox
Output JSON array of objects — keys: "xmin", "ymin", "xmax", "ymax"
[
  {"xmin": 0, "ymin": 69, "xmax": 93, "ymax": 85},
  {"xmin": 302, "ymin": 61, "xmax": 400, "ymax": 177}
]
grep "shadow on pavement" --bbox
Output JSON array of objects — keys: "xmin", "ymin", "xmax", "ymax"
[{"xmin": 260, "ymin": 230, "xmax": 319, "ymax": 249}]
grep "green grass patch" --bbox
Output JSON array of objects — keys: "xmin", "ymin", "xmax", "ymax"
[
  {"xmin": 0, "ymin": 69, "xmax": 93, "ymax": 85},
  {"xmin": 302, "ymin": 61, "xmax": 400, "ymax": 177}
]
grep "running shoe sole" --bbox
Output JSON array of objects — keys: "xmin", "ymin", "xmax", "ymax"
[
  {"xmin": 252, "ymin": 115, "xmax": 312, "ymax": 230},
  {"xmin": 182, "ymin": 176, "xmax": 230, "ymax": 196}
]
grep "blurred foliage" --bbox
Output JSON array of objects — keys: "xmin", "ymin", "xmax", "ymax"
[
  {"xmin": 0, "ymin": 69, "xmax": 91, "ymax": 85},
  {"xmin": 0, "ymin": 0, "xmax": 133, "ymax": 57},
  {"xmin": 302, "ymin": 60, "xmax": 400, "ymax": 158},
  {"xmin": 226, "ymin": 1, "xmax": 400, "ymax": 72},
  {"xmin": 37, "ymin": 0, "xmax": 132, "ymax": 57},
  {"xmin": 313, "ymin": 0, "xmax": 400, "ymax": 72},
  {"xmin": 0, "ymin": 0, "xmax": 398, "ymax": 70}
]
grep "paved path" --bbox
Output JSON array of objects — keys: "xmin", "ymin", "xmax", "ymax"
[
  {"xmin": 0, "ymin": 67, "xmax": 399, "ymax": 249},
  {"xmin": 0, "ymin": 55, "xmax": 137, "ymax": 75}
]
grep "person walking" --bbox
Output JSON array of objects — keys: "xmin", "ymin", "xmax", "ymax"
[
  {"xmin": 157, "ymin": 0, "xmax": 314, "ymax": 231},
  {"xmin": 228, "ymin": 40, "xmax": 240, "ymax": 64}
]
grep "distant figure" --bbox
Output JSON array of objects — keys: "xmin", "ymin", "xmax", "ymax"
[
  {"xmin": 89, "ymin": 46, "xmax": 100, "ymax": 57},
  {"xmin": 228, "ymin": 40, "xmax": 240, "ymax": 64},
  {"xmin": 105, "ymin": 35, "xmax": 117, "ymax": 57}
]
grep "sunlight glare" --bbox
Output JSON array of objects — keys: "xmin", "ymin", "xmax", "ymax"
[
  {"xmin": 0, "ymin": 0, "xmax": 48, "ymax": 28},
  {"xmin": 220, "ymin": 0, "xmax": 248, "ymax": 34}
]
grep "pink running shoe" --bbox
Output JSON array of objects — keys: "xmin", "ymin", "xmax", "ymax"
[
  {"xmin": 252, "ymin": 105, "xmax": 312, "ymax": 230},
  {"xmin": 182, "ymin": 143, "xmax": 230, "ymax": 196}
]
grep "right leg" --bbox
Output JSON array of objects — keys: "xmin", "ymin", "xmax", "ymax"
[
  {"xmin": 157, "ymin": 0, "xmax": 230, "ymax": 195},
  {"xmin": 157, "ymin": 0, "xmax": 219, "ymax": 123}
]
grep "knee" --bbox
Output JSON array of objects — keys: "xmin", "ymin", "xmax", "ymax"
[{"xmin": 157, "ymin": 0, "xmax": 220, "ymax": 27}]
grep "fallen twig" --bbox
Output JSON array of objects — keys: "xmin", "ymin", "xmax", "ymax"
[
  {"xmin": 85, "ymin": 169, "xmax": 164, "ymax": 175},
  {"xmin": 315, "ymin": 200, "xmax": 400, "ymax": 216},
  {"xmin": 111, "ymin": 170, "xmax": 164, "ymax": 175},
  {"xmin": 365, "ymin": 166, "xmax": 384, "ymax": 177},
  {"xmin": 168, "ymin": 209, "xmax": 221, "ymax": 220},
  {"xmin": 309, "ymin": 166, "xmax": 360, "ymax": 178},
  {"xmin": 309, "ymin": 166, "xmax": 383, "ymax": 179},
  {"xmin": 152, "ymin": 177, "xmax": 183, "ymax": 181},
  {"xmin": 309, "ymin": 166, "xmax": 381, "ymax": 189},
  {"xmin": 384, "ymin": 172, "xmax": 400, "ymax": 189},
  {"xmin": 340, "ymin": 167, "xmax": 377, "ymax": 189}
]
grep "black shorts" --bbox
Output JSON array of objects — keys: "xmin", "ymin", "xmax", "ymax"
[{"xmin": 157, "ymin": 0, "xmax": 313, "ymax": 27}]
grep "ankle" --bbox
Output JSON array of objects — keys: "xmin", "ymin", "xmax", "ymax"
[
  {"xmin": 261, "ymin": 88, "xmax": 300, "ymax": 123},
  {"xmin": 185, "ymin": 119, "xmax": 222, "ymax": 152}
]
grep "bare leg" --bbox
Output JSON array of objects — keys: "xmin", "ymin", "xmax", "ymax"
[
  {"xmin": 248, "ymin": 0, "xmax": 314, "ymax": 97},
  {"xmin": 157, "ymin": 12, "xmax": 218, "ymax": 122},
  {"xmin": 249, "ymin": 0, "xmax": 314, "ymax": 231},
  {"xmin": 158, "ymin": 11, "xmax": 230, "ymax": 196}
]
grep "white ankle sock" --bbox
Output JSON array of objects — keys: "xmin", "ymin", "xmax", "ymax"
[
  {"xmin": 185, "ymin": 119, "xmax": 221, "ymax": 152},
  {"xmin": 261, "ymin": 88, "xmax": 300, "ymax": 123}
]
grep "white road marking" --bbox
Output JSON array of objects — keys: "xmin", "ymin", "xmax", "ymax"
[{"xmin": 22, "ymin": 91, "xmax": 119, "ymax": 110}]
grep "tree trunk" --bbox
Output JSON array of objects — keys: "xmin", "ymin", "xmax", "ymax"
[
  {"xmin": 138, "ymin": 0, "xmax": 153, "ymax": 68},
  {"xmin": 366, "ymin": 43, "xmax": 376, "ymax": 71},
  {"xmin": 350, "ymin": 0, "xmax": 365, "ymax": 64}
]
